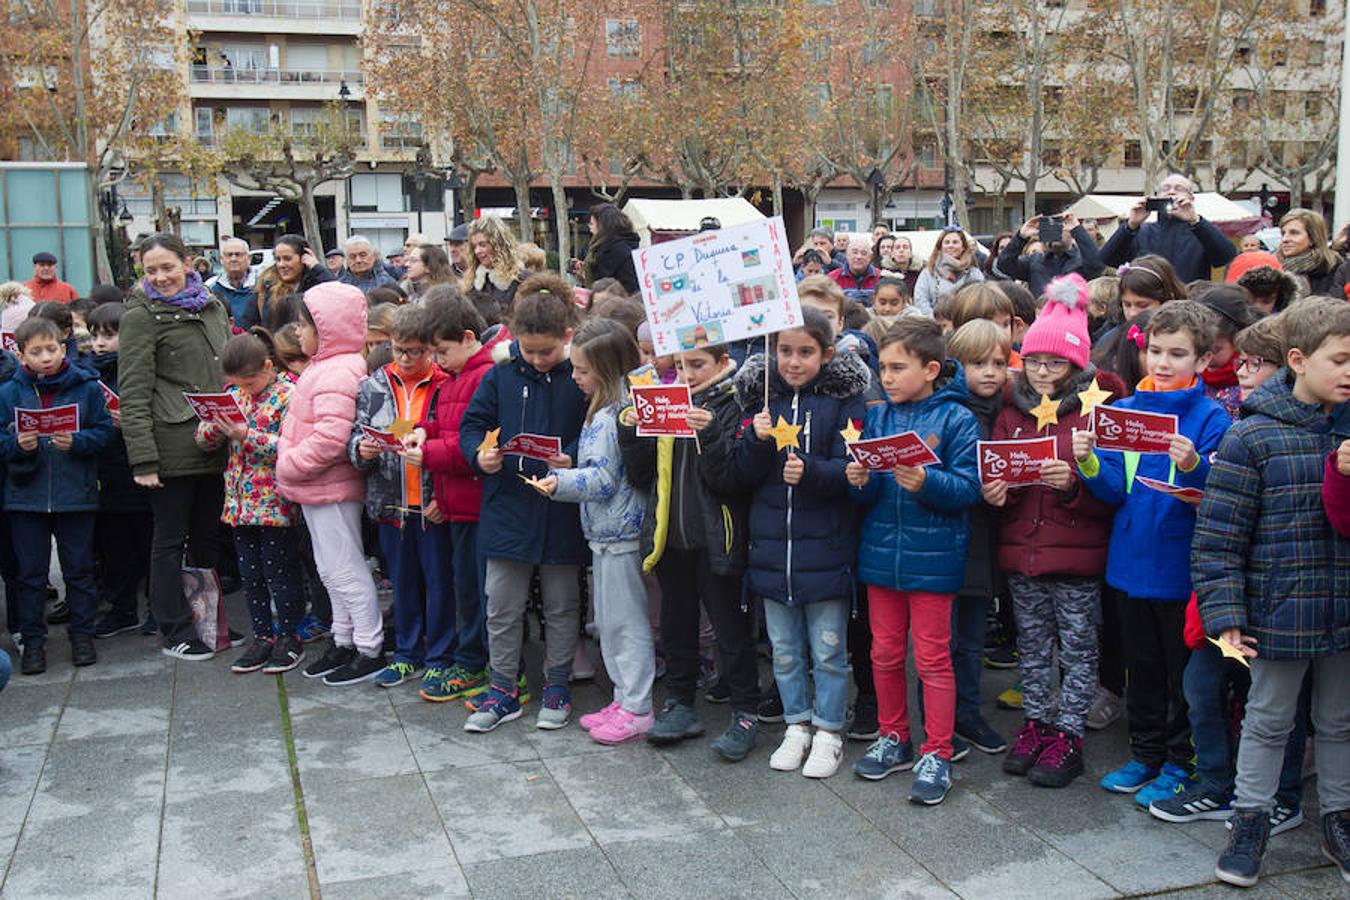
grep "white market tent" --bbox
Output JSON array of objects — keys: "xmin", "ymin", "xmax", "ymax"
[
  {"xmin": 1067, "ymin": 193, "xmax": 1261, "ymax": 239},
  {"xmin": 622, "ymin": 197, "xmax": 766, "ymax": 246}
]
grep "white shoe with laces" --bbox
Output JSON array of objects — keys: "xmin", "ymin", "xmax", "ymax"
[
  {"xmin": 802, "ymin": 730, "xmax": 844, "ymax": 779},
  {"xmin": 769, "ymin": 724, "xmax": 813, "ymax": 771}
]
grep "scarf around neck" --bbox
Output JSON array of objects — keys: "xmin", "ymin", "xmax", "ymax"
[{"xmin": 143, "ymin": 270, "xmax": 212, "ymax": 313}]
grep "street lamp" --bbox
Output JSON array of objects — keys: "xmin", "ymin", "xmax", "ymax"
[
  {"xmin": 413, "ymin": 144, "xmax": 431, "ymax": 233},
  {"xmin": 444, "ymin": 168, "xmax": 465, "ymax": 227},
  {"xmin": 866, "ymin": 167, "xmax": 885, "ymax": 226}
]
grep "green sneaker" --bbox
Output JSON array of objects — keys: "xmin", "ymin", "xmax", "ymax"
[
  {"xmin": 466, "ymin": 673, "xmax": 528, "ymax": 711},
  {"xmin": 444, "ymin": 666, "xmax": 489, "ymax": 701},
  {"xmin": 373, "ymin": 661, "xmax": 421, "ymax": 688},
  {"xmin": 418, "ymin": 667, "xmax": 453, "ymax": 702}
]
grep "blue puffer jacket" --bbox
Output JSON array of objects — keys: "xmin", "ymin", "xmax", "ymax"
[
  {"xmin": 459, "ymin": 341, "xmax": 587, "ymax": 566},
  {"xmin": 852, "ymin": 362, "xmax": 983, "ymax": 593},
  {"xmin": 550, "ymin": 403, "xmax": 645, "ymax": 550},
  {"xmin": 0, "ymin": 362, "xmax": 115, "ymax": 512},
  {"xmin": 1077, "ymin": 379, "xmax": 1231, "ymax": 600},
  {"xmin": 733, "ymin": 352, "xmax": 868, "ymax": 607}
]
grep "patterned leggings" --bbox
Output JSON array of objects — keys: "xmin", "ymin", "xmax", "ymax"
[
  {"xmin": 1009, "ymin": 574, "xmax": 1101, "ymax": 737},
  {"xmin": 234, "ymin": 525, "xmax": 305, "ymax": 639}
]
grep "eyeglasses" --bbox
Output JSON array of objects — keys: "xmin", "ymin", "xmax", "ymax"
[
  {"xmin": 1235, "ymin": 356, "xmax": 1269, "ymax": 373},
  {"xmin": 1023, "ymin": 358, "xmax": 1071, "ymax": 374},
  {"xmin": 391, "ymin": 346, "xmax": 428, "ymax": 359}
]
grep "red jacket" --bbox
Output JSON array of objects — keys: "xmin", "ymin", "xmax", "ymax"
[
  {"xmin": 24, "ymin": 278, "xmax": 78, "ymax": 303},
  {"xmin": 1325, "ymin": 454, "xmax": 1350, "ymax": 538},
  {"xmin": 828, "ymin": 265, "xmax": 880, "ymax": 295},
  {"xmin": 990, "ymin": 370, "xmax": 1125, "ymax": 578},
  {"xmin": 419, "ymin": 328, "xmax": 510, "ymax": 522}
]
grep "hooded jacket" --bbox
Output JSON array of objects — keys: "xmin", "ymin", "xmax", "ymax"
[
  {"xmin": 118, "ymin": 285, "xmax": 230, "ymax": 478},
  {"xmin": 851, "ymin": 361, "xmax": 983, "ymax": 593},
  {"xmin": 990, "ymin": 367, "xmax": 1125, "ymax": 578},
  {"xmin": 348, "ymin": 362, "xmax": 448, "ymax": 522},
  {"xmin": 733, "ymin": 351, "xmax": 868, "ymax": 606},
  {"xmin": 617, "ymin": 360, "xmax": 748, "ymax": 577},
  {"xmin": 1100, "ymin": 215, "xmax": 1237, "ymax": 283},
  {"xmin": 418, "ymin": 329, "xmax": 511, "ymax": 522},
  {"xmin": 995, "ymin": 227, "xmax": 1105, "ymax": 299},
  {"xmin": 586, "ymin": 230, "xmax": 641, "ymax": 294},
  {"xmin": 458, "ymin": 341, "xmax": 588, "ymax": 565},
  {"xmin": 276, "ymin": 282, "xmax": 370, "ymax": 506},
  {"xmin": 0, "ymin": 362, "xmax": 114, "ymax": 512},
  {"xmin": 206, "ymin": 270, "xmax": 258, "ymax": 329},
  {"xmin": 550, "ymin": 402, "xmax": 646, "ymax": 549},
  {"xmin": 1077, "ymin": 378, "xmax": 1231, "ymax": 600},
  {"xmin": 1193, "ymin": 371, "xmax": 1349, "ymax": 659},
  {"xmin": 196, "ymin": 378, "xmax": 296, "ymax": 527}
]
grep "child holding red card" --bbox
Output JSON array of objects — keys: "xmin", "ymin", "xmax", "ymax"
[
  {"xmin": 983, "ymin": 274, "xmax": 1124, "ymax": 787},
  {"xmin": 1072, "ymin": 301, "xmax": 1231, "ymax": 806},
  {"xmin": 845, "ymin": 317, "xmax": 981, "ymax": 805}
]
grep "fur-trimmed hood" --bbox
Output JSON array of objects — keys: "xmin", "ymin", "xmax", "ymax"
[{"xmin": 733, "ymin": 348, "xmax": 871, "ymax": 408}]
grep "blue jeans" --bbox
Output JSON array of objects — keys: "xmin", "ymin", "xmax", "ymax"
[
  {"xmin": 381, "ymin": 519, "xmax": 455, "ymax": 668},
  {"xmin": 11, "ymin": 512, "xmax": 97, "ymax": 644},
  {"xmin": 449, "ymin": 521, "xmax": 487, "ymax": 672},
  {"xmin": 0, "ymin": 646, "xmax": 10, "ymax": 690},
  {"xmin": 763, "ymin": 597, "xmax": 851, "ymax": 731},
  {"xmin": 951, "ymin": 592, "xmax": 990, "ymax": 723}
]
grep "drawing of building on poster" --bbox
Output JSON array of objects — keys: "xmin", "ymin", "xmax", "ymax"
[{"xmin": 632, "ymin": 216, "xmax": 803, "ymax": 355}]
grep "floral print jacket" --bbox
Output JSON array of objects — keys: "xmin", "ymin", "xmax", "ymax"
[{"xmin": 196, "ymin": 378, "xmax": 297, "ymax": 527}]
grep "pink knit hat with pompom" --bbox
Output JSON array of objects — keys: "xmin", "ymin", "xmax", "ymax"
[{"xmin": 1021, "ymin": 273, "xmax": 1091, "ymax": 369}]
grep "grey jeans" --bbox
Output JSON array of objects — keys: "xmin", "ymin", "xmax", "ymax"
[
  {"xmin": 485, "ymin": 559, "xmax": 579, "ymax": 692},
  {"xmin": 1235, "ymin": 650, "xmax": 1350, "ymax": 815},
  {"xmin": 592, "ymin": 545, "xmax": 655, "ymax": 715}
]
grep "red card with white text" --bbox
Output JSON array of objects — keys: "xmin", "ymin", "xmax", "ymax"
[
  {"xmin": 500, "ymin": 432, "xmax": 563, "ymax": 462},
  {"xmin": 15, "ymin": 404, "xmax": 79, "ymax": 435},
  {"xmin": 0, "ymin": 332, "xmax": 16, "ymax": 353},
  {"xmin": 977, "ymin": 437, "xmax": 1057, "ymax": 486},
  {"xmin": 846, "ymin": 431, "xmax": 941, "ymax": 470},
  {"xmin": 1134, "ymin": 475, "xmax": 1204, "ymax": 505},
  {"xmin": 182, "ymin": 391, "xmax": 246, "ymax": 426},
  {"xmin": 632, "ymin": 384, "xmax": 695, "ymax": 438},
  {"xmin": 360, "ymin": 425, "xmax": 405, "ymax": 453},
  {"xmin": 98, "ymin": 381, "xmax": 119, "ymax": 412},
  {"xmin": 1092, "ymin": 405, "xmax": 1177, "ymax": 454}
]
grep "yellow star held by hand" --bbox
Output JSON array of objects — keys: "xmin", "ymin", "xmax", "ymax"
[
  {"xmin": 840, "ymin": 419, "xmax": 862, "ymax": 444},
  {"xmin": 389, "ymin": 418, "xmax": 416, "ymax": 439},
  {"xmin": 628, "ymin": 369, "xmax": 657, "ymax": 387},
  {"xmin": 1077, "ymin": 377, "xmax": 1112, "ymax": 420},
  {"xmin": 478, "ymin": 427, "xmax": 500, "ymax": 454},
  {"xmin": 1030, "ymin": 393, "xmax": 1060, "ymax": 432},
  {"xmin": 767, "ymin": 415, "xmax": 802, "ymax": 452},
  {"xmin": 1207, "ymin": 635, "xmax": 1252, "ymax": 669}
]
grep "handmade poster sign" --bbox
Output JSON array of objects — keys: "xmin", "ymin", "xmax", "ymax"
[
  {"xmin": 1134, "ymin": 475, "xmax": 1204, "ymax": 505},
  {"xmin": 977, "ymin": 437, "xmax": 1057, "ymax": 486},
  {"xmin": 632, "ymin": 216, "xmax": 802, "ymax": 355},
  {"xmin": 846, "ymin": 432, "xmax": 941, "ymax": 470},
  {"xmin": 500, "ymin": 433, "xmax": 562, "ymax": 462},
  {"xmin": 15, "ymin": 404, "xmax": 79, "ymax": 435},
  {"xmin": 632, "ymin": 384, "xmax": 695, "ymax": 438},
  {"xmin": 98, "ymin": 381, "xmax": 119, "ymax": 412},
  {"xmin": 360, "ymin": 425, "xmax": 405, "ymax": 453},
  {"xmin": 1092, "ymin": 405, "xmax": 1177, "ymax": 454},
  {"xmin": 183, "ymin": 391, "xmax": 246, "ymax": 425}
]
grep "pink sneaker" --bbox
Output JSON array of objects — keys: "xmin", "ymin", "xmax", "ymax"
[
  {"xmin": 590, "ymin": 708, "xmax": 655, "ymax": 745},
  {"xmin": 579, "ymin": 701, "xmax": 621, "ymax": 732}
]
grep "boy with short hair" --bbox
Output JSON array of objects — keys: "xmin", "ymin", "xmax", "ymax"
[
  {"xmin": 1193, "ymin": 296, "xmax": 1350, "ymax": 887},
  {"xmin": 0, "ymin": 317, "xmax": 114, "ymax": 673},
  {"xmin": 349, "ymin": 303, "xmax": 451, "ymax": 691}
]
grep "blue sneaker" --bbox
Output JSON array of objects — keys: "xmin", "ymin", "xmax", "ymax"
[
  {"xmin": 535, "ymin": 684, "xmax": 572, "ymax": 730},
  {"xmin": 852, "ymin": 733, "xmax": 915, "ymax": 781},
  {"xmin": 908, "ymin": 751, "xmax": 953, "ymax": 805},
  {"xmin": 1149, "ymin": 782, "xmax": 1233, "ymax": 823},
  {"xmin": 463, "ymin": 687, "xmax": 523, "ymax": 733},
  {"xmin": 373, "ymin": 661, "xmax": 422, "ymax": 688},
  {"xmin": 1101, "ymin": 758, "xmax": 1160, "ymax": 794},
  {"xmin": 711, "ymin": 711, "xmax": 758, "ymax": 762},
  {"xmin": 1134, "ymin": 762, "xmax": 1196, "ymax": 810},
  {"xmin": 295, "ymin": 613, "xmax": 331, "ymax": 643}
]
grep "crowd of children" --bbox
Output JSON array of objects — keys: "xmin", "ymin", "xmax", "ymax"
[{"xmin": 1, "ymin": 220, "xmax": 1347, "ymax": 890}]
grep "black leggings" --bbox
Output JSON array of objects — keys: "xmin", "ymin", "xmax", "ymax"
[{"xmin": 147, "ymin": 475, "xmax": 223, "ymax": 644}]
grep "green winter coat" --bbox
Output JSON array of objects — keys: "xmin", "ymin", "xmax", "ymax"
[{"xmin": 118, "ymin": 285, "xmax": 229, "ymax": 478}]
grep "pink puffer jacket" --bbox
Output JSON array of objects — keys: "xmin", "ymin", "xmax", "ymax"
[{"xmin": 277, "ymin": 282, "xmax": 369, "ymax": 505}]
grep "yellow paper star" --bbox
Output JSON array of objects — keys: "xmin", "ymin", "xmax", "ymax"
[
  {"xmin": 1207, "ymin": 635, "xmax": 1252, "ymax": 669},
  {"xmin": 478, "ymin": 427, "xmax": 501, "ymax": 454},
  {"xmin": 840, "ymin": 419, "xmax": 862, "ymax": 444},
  {"xmin": 1077, "ymin": 377, "xmax": 1112, "ymax": 421},
  {"xmin": 627, "ymin": 369, "xmax": 657, "ymax": 387},
  {"xmin": 389, "ymin": 418, "xmax": 416, "ymax": 439},
  {"xmin": 767, "ymin": 415, "xmax": 802, "ymax": 452},
  {"xmin": 1030, "ymin": 393, "xmax": 1059, "ymax": 432}
]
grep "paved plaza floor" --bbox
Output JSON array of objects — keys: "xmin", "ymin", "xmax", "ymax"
[{"xmin": 0, "ymin": 598, "xmax": 1344, "ymax": 899}]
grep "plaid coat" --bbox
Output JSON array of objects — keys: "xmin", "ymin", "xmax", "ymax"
[{"xmin": 1192, "ymin": 371, "xmax": 1350, "ymax": 659}]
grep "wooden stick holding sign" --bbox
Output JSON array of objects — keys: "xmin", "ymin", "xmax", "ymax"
[{"xmin": 675, "ymin": 351, "xmax": 702, "ymax": 454}]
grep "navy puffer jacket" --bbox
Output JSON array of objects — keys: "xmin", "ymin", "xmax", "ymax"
[
  {"xmin": 733, "ymin": 352, "xmax": 868, "ymax": 606},
  {"xmin": 459, "ymin": 341, "xmax": 588, "ymax": 566},
  {"xmin": 852, "ymin": 362, "xmax": 983, "ymax": 593}
]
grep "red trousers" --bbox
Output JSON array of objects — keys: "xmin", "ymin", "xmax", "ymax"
[{"xmin": 868, "ymin": 586, "xmax": 956, "ymax": 759}]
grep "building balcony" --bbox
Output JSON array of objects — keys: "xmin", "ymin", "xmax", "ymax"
[
  {"xmin": 185, "ymin": 0, "xmax": 363, "ymax": 35},
  {"xmin": 189, "ymin": 66, "xmax": 364, "ymax": 100}
]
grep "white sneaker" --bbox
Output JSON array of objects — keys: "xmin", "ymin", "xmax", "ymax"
[
  {"xmin": 769, "ymin": 724, "xmax": 813, "ymax": 771},
  {"xmin": 802, "ymin": 730, "xmax": 844, "ymax": 779}
]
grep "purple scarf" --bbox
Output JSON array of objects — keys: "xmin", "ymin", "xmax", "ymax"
[{"xmin": 143, "ymin": 270, "xmax": 212, "ymax": 313}]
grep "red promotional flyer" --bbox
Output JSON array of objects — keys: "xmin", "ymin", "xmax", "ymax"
[
  {"xmin": 1134, "ymin": 475, "xmax": 1204, "ymax": 505},
  {"xmin": 0, "ymin": 332, "xmax": 16, "ymax": 353},
  {"xmin": 500, "ymin": 432, "xmax": 563, "ymax": 462},
  {"xmin": 359, "ymin": 425, "xmax": 405, "ymax": 453},
  {"xmin": 182, "ymin": 391, "xmax": 246, "ymax": 425},
  {"xmin": 977, "ymin": 436, "xmax": 1058, "ymax": 486},
  {"xmin": 846, "ymin": 431, "xmax": 941, "ymax": 470},
  {"xmin": 1092, "ymin": 405, "xmax": 1177, "ymax": 454},
  {"xmin": 98, "ymin": 381, "xmax": 119, "ymax": 412},
  {"xmin": 632, "ymin": 384, "xmax": 695, "ymax": 438},
  {"xmin": 15, "ymin": 404, "xmax": 79, "ymax": 435}
]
